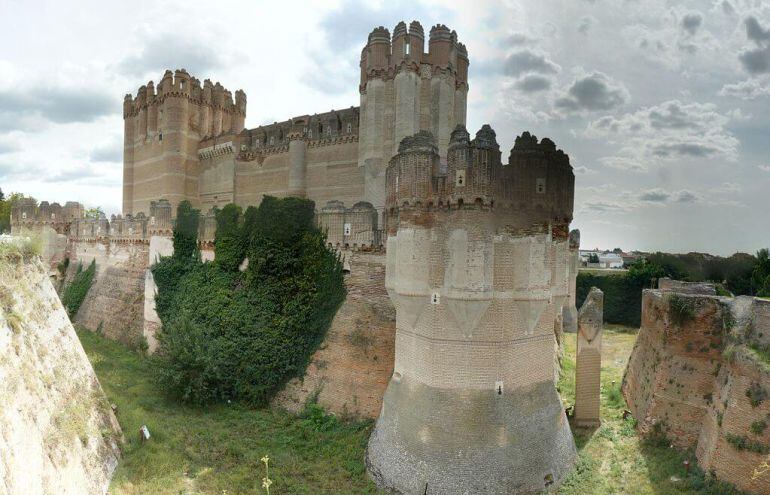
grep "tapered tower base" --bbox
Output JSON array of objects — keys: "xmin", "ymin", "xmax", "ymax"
[{"xmin": 366, "ymin": 377, "xmax": 576, "ymax": 495}]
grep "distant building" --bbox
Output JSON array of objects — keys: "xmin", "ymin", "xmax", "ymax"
[{"xmin": 580, "ymin": 250, "xmax": 624, "ymax": 269}]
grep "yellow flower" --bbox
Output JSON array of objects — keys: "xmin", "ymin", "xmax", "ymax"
[
  {"xmin": 262, "ymin": 477, "xmax": 272, "ymax": 488},
  {"xmin": 261, "ymin": 455, "xmax": 270, "ymax": 465}
]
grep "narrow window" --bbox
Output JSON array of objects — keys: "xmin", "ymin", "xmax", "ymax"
[
  {"xmin": 431, "ymin": 292, "xmax": 440, "ymax": 305},
  {"xmin": 347, "ymin": 123, "xmax": 352, "ymax": 134},
  {"xmin": 308, "ymin": 129, "xmax": 312, "ymax": 138},
  {"xmin": 344, "ymin": 223, "xmax": 351, "ymax": 236},
  {"xmin": 158, "ymin": 130, "xmax": 163, "ymax": 141},
  {"xmin": 326, "ymin": 125, "xmax": 331, "ymax": 136},
  {"xmin": 269, "ymin": 136, "xmax": 274, "ymax": 145},
  {"xmin": 495, "ymin": 380, "xmax": 504, "ymax": 396},
  {"xmin": 405, "ymin": 41, "xmax": 410, "ymax": 55},
  {"xmin": 180, "ymin": 80, "xmax": 185, "ymax": 90},
  {"xmin": 150, "ymin": 216, "xmax": 156, "ymax": 225},
  {"xmin": 456, "ymin": 169, "xmax": 465, "ymax": 187},
  {"xmin": 536, "ymin": 178, "xmax": 546, "ymax": 194}
]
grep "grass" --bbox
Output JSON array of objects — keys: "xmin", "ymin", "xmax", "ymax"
[
  {"xmin": 557, "ymin": 326, "xmax": 746, "ymax": 495},
  {"xmin": 76, "ymin": 327, "xmax": 380, "ymax": 495},
  {"xmin": 79, "ymin": 324, "xmax": 747, "ymax": 495}
]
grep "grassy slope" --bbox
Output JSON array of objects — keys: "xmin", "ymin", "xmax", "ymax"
[
  {"xmin": 76, "ymin": 327, "xmax": 380, "ymax": 495},
  {"xmin": 79, "ymin": 324, "xmax": 745, "ymax": 495},
  {"xmin": 557, "ymin": 325, "xmax": 745, "ymax": 494}
]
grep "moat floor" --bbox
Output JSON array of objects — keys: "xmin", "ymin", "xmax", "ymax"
[{"xmin": 78, "ymin": 325, "xmax": 745, "ymax": 495}]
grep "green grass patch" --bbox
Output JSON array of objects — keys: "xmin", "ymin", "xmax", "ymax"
[{"xmin": 77, "ymin": 327, "xmax": 379, "ymax": 495}]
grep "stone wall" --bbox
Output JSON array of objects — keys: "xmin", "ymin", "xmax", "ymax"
[
  {"xmin": 66, "ymin": 240, "xmax": 149, "ymax": 348},
  {"xmin": 622, "ymin": 289, "xmax": 770, "ymax": 494},
  {"xmin": 272, "ymin": 252, "xmax": 395, "ymax": 419},
  {"xmin": 0, "ymin": 254, "xmax": 121, "ymax": 495}
]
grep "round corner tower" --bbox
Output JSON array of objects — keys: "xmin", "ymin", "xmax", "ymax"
[
  {"xmin": 358, "ymin": 21, "xmax": 469, "ymax": 217},
  {"xmin": 367, "ymin": 127, "xmax": 577, "ymax": 494}
]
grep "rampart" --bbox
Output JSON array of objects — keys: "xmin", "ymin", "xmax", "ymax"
[{"xmin": 623, "ymin": 284, "xmax": 770, "ymax": 494}]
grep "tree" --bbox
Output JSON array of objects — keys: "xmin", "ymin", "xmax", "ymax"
[
  {"xmin": 613, "ymin": 247, "xmax": 623, "ymax": 254},
  {"xmin": 84, "ymin": 206, "xmax": 104, "ymax": 219},
  {"xmin": 753, "ymin": 248, "xmax": 770, "ymax": 296},
  {"xmin": 588, "ymin": 253, "xmax": 600, "ymax": 263}
]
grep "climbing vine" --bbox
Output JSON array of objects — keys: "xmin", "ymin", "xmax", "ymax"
[
  {"xmin": 151, "ymin": 196, "xmax": 345, "ymax": 406},
  {"xmin": 61, "ymin": 260, "xmax": 96, "ymax": 317}
]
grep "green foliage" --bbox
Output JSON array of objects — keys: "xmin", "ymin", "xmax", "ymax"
[
  {"xmin": 576, "ymin": 272, "xmax": 646, "ymax": 327},
  {"xmin": 56, "ymin": 257, "xmax": 69, "ymax": 277},
  {"xmin": 171, "ymin": 200, "xmax": 200, "ymax": 261},
  {"xmin": 753, "ymin": 248, "xmax": 770, "ymax": 297},
  {"xmin": 746, "ymin": 383, "xmax": 768, "ymax": 408},
  {"xmin": 152, "ymin": 196, "xmax": 346, "ymax": 406},
  {"xmin": 76, "ymin": 326, "xmax": 378, "ymax": 494},
  {"xmin": 301, "ymin": 402, "xmax": 340, "ymax": 432},
  {"xmin": 668, "ymin": 294, "xmax": 696, "ymax": 327},
  {"xmin": 726, "ymin": 433, "xmax": 770, "ymax": 454},
  {"xmin": 750, "ymin": 420, "xmax": 767, "ymax": 435},
  {"xmin": 84, "ymin": 206, "xmax": 104, "ymax": 219},
  {"xmin": 646, "ymin": 251, "xmax": 757, "ymax": 296},
  {"xmin": 214, "ymin": 203, "xmax": 245, "ymax": 272},
  {"xmin": 61, "ymin": 260, "xmax": 96, "ymax": 317}
]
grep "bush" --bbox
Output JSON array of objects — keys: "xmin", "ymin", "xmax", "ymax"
[
  {"xmin": 152, "ymin": 197, "xmax": 345, "ymax": 406},
  {"xmin": 172, "ymin": 200, "xmax": 200, "ymax": 261},
  {"xmin": 576, "ymin": 272, "xmax": 645, "ymax": 327},
  {"xmin": 61, "ymin": 260, "xmax": 96, "ymax": 317},
  {"xmin": 668, "ymin": 294, "xmax": 695, "ymax": 327}
]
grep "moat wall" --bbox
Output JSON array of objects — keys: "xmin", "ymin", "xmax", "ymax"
[
  {"xmin": 0, "ymin": 255, "xmax": 122, "ymax": 494},
  {"xmin": 623, "ymin": 288, "xmax": 770, "ymax": 494},
  {"xmin": 272, "ymin": 252, "xmax": 395, "ymax": 418},
  {"xmin": 65, "ymin": 240, "xmax": 149, "ymax": 348}
]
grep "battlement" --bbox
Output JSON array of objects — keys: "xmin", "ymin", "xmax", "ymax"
[
  {"xmin": 123, "ymin": 69, "xmax": 246, "ymax": 119},
  {"xmin": 359, "ymin": 20, "xmax": 468, "ymax": 88},
  {"xmin": 385, "ymin": 127, "xmax": 575, "ymax": 231}
]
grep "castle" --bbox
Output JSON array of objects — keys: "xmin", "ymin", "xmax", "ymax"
[
  {"xmin": 121, "ymin": 21, "xmax": 468, "ymax": 247},
  {"xmin": 12, "ymin": 20, "xmax": 585, "ymax": 494}
]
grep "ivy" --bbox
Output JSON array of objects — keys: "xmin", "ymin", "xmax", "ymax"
[
  {"xmin": 172, "ymin": 200, "xmax": 200, "ymax": 261},
  {"xmin": 61, "ymin": 260, "xmax": 96, "ymax": 317},
  {"xmin": 151, "ymin": 196, "xmax": 345, "ymax": 406}
]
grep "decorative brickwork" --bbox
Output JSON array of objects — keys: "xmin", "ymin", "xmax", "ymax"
[
  {"xmin": 575, "ymin": 287, "xmax": 603, "ymax": 428},
  {"xmin": 367, "ymin": 128, "xmax": 577, "ymax": 494}
]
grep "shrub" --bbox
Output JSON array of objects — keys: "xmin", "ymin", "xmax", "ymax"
[
  {"xmin": 750, "ymin": 420, "xmax": 767, "ymax": 435},
  {"xmin": 172, "ymin": 200, "xmax": 200, "ymax": 261},
  {"xmin": 668, "ymin": 294, "xmax": 695, "ymax": 327},
  {"xmin": 61, "ymin": 260, "xmax": 96, "ymax": 317},
  {"xmin": 746, "ymin": 383, "xmax": 768, "ymax": 408},
  {"xmin": 214, "ymin": 203, "xmax": 245, "ymax": 272},
  {"xmin": 152, "ymin": 197, "xmax": 345, "ymax": 406}
]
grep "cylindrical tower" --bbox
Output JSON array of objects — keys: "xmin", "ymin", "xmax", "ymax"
[
  {"xmin": 288, "ymin": 132, "xmax": 307, "ymax": 198},
  {"xmin": 367, "ymin": 128, "xmax": 577, "ymax": 494}
]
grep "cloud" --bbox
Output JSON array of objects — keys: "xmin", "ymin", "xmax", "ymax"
[
  {"xmin": 681, "ymin": 13, "xmax": 703, "ymax": 36},
  {"xmin": 90, "ymin": 142, "xmax": 123, "ymax": 163},
  {"xmin": 0, "ymin": 87, "xmax": 116, "ymax": 128},
  {"xmin": 599, "ymin": 156, "xmax": 647, "ymax": 172},
  {"xmin": 512, "ymin": 74, "xmax": 552, "ymax": 92},
  {"xmin": 582, "ymin": 200, "xmax": 630, "ymax": 213},
  {"xmin": 758, "ymin": 165, "xmax": 770, "ymax": 172},
  {"xmin": 118, "ymin": 33, "xmax": 224, "ymax": 78},
  {"xmin": 503, "ymin": 50, "xmax": 560, "ymax": 77},
  {"xmin": 0, "ymin": 139, "xmax": 20, "ymax": 154},
  {"xmin": 554, "ymin": 71, "xmax": 629, "ymax": 112},
  {"xmin": 719, "ymin": 1, "xmax": 735, "ymax": 16},
  {"xmin": 719, "ymin": 78, "xmax": 770, "ymax": 99},
  {"xmin": 586, "ymin": 100, "xmax": 739, "ymax": 161},
  {"xmin": 739, "ymin": 16, "xmax": 770, "ymax": 74},
  {"xmin": 639, "ymin": 188, "xmax": 670, "ymax": 202},
  {"xmin": 675, "ymin": 190, "xmax": 699, "ymax": 203},
  {"xmin": 502, "ymin": 33, "xmax": 536, "ymax": 47},
  {"xmin": 573, "ymin": 165, "xmax": 596, "ymax": 174},
  {"xmin": 578, "ymin": 16, "xmax": 597, "ymax": 36}
]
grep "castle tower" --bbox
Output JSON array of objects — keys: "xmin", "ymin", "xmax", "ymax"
[
  {"xmin": 122, "ymin": 69, "xmax": 246, "ymax": 216},
  {"xmin": 358, "ymin": 21, "xmax": 468, "ymax": 217},
  {"xmin": 367, "ymin": 128, "xmax": 577, "ymax": 494}
]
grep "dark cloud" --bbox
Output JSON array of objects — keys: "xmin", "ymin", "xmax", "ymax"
[
  {"xmin": 578, "ymin": 16, "xmax": 596, "ymax": 36},
  {"xmin": 739, "ymin": 17, "xmax": 770, "ymax": 74},
  {"xmin": 582, "ymin": 200, "xmax": 628, "ymax": 212},
  {"xmin": 746, "ymin": 16, "xmax": 770, "ymax": 43},
  {"xmin": 502, "ymin": 33, "xmax": 536, "ymax": 47},
  {"xmin": 676, "ymin": 190, "xmax": 698, "ymax": 203},
  {"xmin": 118, "ymin": 34, "xmax": 224, "ymax": 78},
  {"xmin": 648, "ymin": 101, "xmax": 705, "ymax": 130},
  {"xmin": 651, "ymin": 141, "xmax": 721, "ymax": 158},
  {"xmin": 720, "ymin": 1, "xmax": 735, "ymax": 16},
  {"xmin": 503, "ymin": 50, "xmax": 560, "ymax": 77},
  {"xmin": 0, "ymin": 87, "xmax": 116, "ymax": 127},
  {"xmin": 681, "ymin": 13, "xmax": 703, "ymax": 36},
  {"xmin": 513, "ymin": 74, "xmax": 552, "ymax": 92},
  {"xmin": 555, "ymin": 71, "xmax": 628, "ymax": 112},
  {"xmin": 90, "ymin": 142, "xmax": 123, "ymax": 163},
  {"xmin": 639, "ymin": 188, "xmax": 670, "ymax": 202}
]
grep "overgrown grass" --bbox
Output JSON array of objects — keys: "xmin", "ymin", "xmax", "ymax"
[
  {"xmin": 76, "ymin": 327, "xmax": 380, "ymax": 495},
  {"xmin": 80, "ymin": 323, "xmax": 750, "ymax": 494},
  {"xmin": 557, "ymin": 326, "xmax": 746, "ymax": 494}
]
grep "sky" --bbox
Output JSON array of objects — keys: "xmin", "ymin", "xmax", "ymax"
[{"xmin": 0, "ymin": 0, "xmax": 768, "ymax": 255}]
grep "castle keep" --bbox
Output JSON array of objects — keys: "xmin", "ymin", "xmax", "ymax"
[{"xmin": 121, "ymin": 21, "xmax": 468, "ymax": 234}]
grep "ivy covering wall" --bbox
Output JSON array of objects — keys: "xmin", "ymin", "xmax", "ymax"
[
  {"xmin": 61, "ymin": 260, "xmax": 96, "ymax": 318},
  {"xmin": 151, "ymin": 198, "xmax": 346, "ymax": 406}
]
